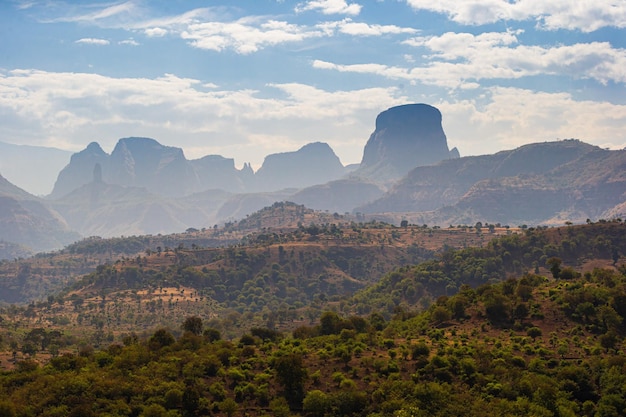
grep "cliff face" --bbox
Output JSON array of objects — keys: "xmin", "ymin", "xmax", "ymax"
[
  {"xmin": 252, "ymin": 142, "xmax": 346, "ymax": 192},
  {"xmin": 357, "ymin": 104, "xmax": 457, "ymax": 181},
  {"xmin": 50, "ymin": 142, "xmax": 109, "ymax": 199},
  {"xmin": 50, "ymin": 139, "xmax": 348, "ymax": 198}
]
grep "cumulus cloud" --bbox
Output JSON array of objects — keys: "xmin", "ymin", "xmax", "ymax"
[
  {"xmin": 405, "ymin": 0, "xmax": 626, "ymax": 32},
  {"xmin": 1, "ymin": 69, "xmax": 625, "ymax": 167},
  {"xmin": 75, "ymin": 38, "xmax": 110, "ymax": 45},
  {"xmin": 0, "ymin": 69, "xmax": 404, "ymax": 165},
  {"xmin": 181, "ymin": 17, "xmax": 323, "ymax": 54},
  {"xmin": 144, "ymin": 27, "xmax": 168, "ymax": 37},
  {"xmin": 315, "ymin": 31, "xmax": 626, "ymax": 88},
  {"xmin": 296, "ymin": 0, "xmax": 362, "ymax": 16},
  {"xmin": 317, "ymin": 18, "xmax": 418, "ymax": 36},
  {"xmin": 437, "ymin": 87, "xmax": 626, "ymax": 155}
]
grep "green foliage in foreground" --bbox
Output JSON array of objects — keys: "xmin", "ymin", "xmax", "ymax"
[{"xmin": 1, "ymin": 265, "xmax": 626, "ymax": 417}]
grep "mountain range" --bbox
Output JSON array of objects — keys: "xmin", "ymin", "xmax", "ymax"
[{"xmin": 1, "ymin": 103, "xmax": 625, "ymax": 255}]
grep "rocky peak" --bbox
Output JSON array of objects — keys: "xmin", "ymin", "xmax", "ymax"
[
  {"xmin": 49, "ymin": 141, "xmax": 110, "ymax": 199},
  {"xmin": 253, "ymin": 142, "xmax": 345, "ymax": 191},
  {"xmin": 108, "ymin": 137, "xmax": 193, "ymax": 197},
  {"xmin": 358, "ymin": 104, "xmax": 457, "ymax": 181}
]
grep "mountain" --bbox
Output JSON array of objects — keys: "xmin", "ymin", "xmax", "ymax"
[
  {"xmin": 0, "ymin": 173, "xmax": 80, "ymax": 253},
  {"xmin": 356, "ymin": 103, "xmax": 459, "ymax": 181},
  {"xmin": 358, "ymin": 140, "xmax": 626, "ymax": 226},
  {"xmin": 49, "ymin": 142, "xmax": 109, "ymax": 199},
  {"xmin": 50, "ymin": 138, "xmax": 347, "ymax": 199},
  {"xmin": 0, "ymin": 141, "xmax": 71, "ymax": 196},
  {"xmin": 190, "ymin": 155, "xmax": 252, "ymax": 193},
  {"xmin": 252, "ymin": 142, "xmax": 346, "ymax": 192},
  {"xmin": 107, "ymin": 137, "xmax": 199, "ymax": 197}
]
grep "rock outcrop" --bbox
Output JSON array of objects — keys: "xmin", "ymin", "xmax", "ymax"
[
  {"xmin": 49, "ymin": 142, "xmax": 109, "ymax": 199},
  {"xmin": 190, "ymin": 155, "xmax": 249, "ymax": 193},
  {"xmin": 357, "ymin": 104, "xmax": 457, "ymax": 181},
  {"xmin": 252, "ymin": 142, "xmax": 346, "ymax": 192},
  {"xmin": 50, "ymin": 139, "xmax": 348, "ymax": 198}
]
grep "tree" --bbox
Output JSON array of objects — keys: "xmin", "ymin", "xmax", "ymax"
[
  {"xmin": 546, "ymin": 257, "xmax": 562, "ymax": 279},
  {"xmin": 274, "ymin": 353, "xmax": 308, "ymax": 409},
  {"xmin": 148, "ymin": 328, "xmax": 175, "ymax": 350},
  {"xmin": 303, "ymin": 390, "xmax": 331, "ymax": 417},
  {"xmin": 203, "ymin": 328, "xmax": 221, "ymax": 343},
  {"xmin": 320, "ymin": 311, "xmax": 342, "ymax": 335},
  {"xmin": 181, "ymin": 316, "xmax": 203, "ymax": 335},
  {"xmin": 527, "ymin": 327, "xmax": 542, "ymax": 340},
  {"xmin": 219, "ymin": 398, "xmax": 238, "ymax": 417}
]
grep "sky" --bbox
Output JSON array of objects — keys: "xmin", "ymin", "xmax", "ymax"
[{"xmin": 1, "ymin": 0, "xmax": 626, "ymax": 171}]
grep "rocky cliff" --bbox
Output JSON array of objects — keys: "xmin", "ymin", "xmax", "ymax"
[
  {"xmin": 50, "ymin": 139, "xmax": 347, "ymax": 198},
  {"xmin": 357, "ymin": 104, "xmax": 458, "ymax": 181},
  {"xmin": 249, "ymin": 142, "xmax": 346, "ymax": 192}
]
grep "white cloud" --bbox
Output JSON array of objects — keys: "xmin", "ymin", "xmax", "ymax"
[
  {"xmin": 75, "ymin": 38, "xmax": 110, "ymax": 45},
  {"xmin": 144, "ymin": 27, "xmax": 168, "ymax": 37},
  {"xmin": 437, "ymin": 87, "xmax": 626, "ymax": 155},
  {"xmin": 296, "ymin": 0, "xmax": 362, "ymax": 16},
  {"xmin": 33, "ymin": 3, "xmax": 416, "ymax": 55},
  {"xmin": 315, "ymin": 31, "xmax": 626, "ymax": 88},
  {"xmin": 181, "ymin": 17, "xmax": 322, "ymax": 54},
  {"xmin": 119, "ymin": 38, "xmax": 139, "ymax": 46},
  {"xmin": 0, "ymin": 69, "xmax": 404, "ymax": 165},
  {"xmin": 317, "ymin": 18, "xmax": 418, "ymax": 36},
  {"xmin": 1, "ymin": 69, "xmax": 625, "ymax": 168},
  {"xmin": 405, "ymin": 0, "xmax": 626, "ymax": 32}
]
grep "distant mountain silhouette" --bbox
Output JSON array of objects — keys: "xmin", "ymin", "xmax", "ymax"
[
  {"xmin": 50, "ymin": 138, "xmax": 348, "ymax": 198},
  {"xmin": 50, "ymin": 142, "xmax": 109, "ymax": 199},
  {"xmin": 356, "ymin": 104, "xmax": 459, "ymax": 181},
  {"xmin": 0, "ymin": 173, "xmax": 80, "ymax": 252},
  {"xmin": 5, "ymin": 105, "xmax": 626, "ymax": 248},
  {"xmin": 253, "ymin": 142, "xmax": 346, "ymax": 192}
]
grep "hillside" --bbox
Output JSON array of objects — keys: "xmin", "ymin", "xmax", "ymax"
[
  {"xmin": 358, "ymin": 140, "xmax": 626, "ymax": 226},
  {"xmin": 0, "ymin": 174, "xmax": 80, "ymax": 253},
  {"xmin": 0, "ymin": 223, "xmax": 624, "ymax": 416}
]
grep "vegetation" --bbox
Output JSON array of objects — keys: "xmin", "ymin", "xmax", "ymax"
[
  {"xmin": 0, "ymin": 263, "xmax": 625, "ymax": 416},
  {"xmin": 0, "ymin": 211, "xmax": 624, "ymax": 416}
]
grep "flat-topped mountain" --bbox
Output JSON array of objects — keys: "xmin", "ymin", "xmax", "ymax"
[{"xmin": 356, "ymin": 103, "xmax": 459, "ymax": 181}]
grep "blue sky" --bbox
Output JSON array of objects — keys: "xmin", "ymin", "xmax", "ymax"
[{"xmin": 1, "ymin": 0, "xmax": 626, "ymax": 170}]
